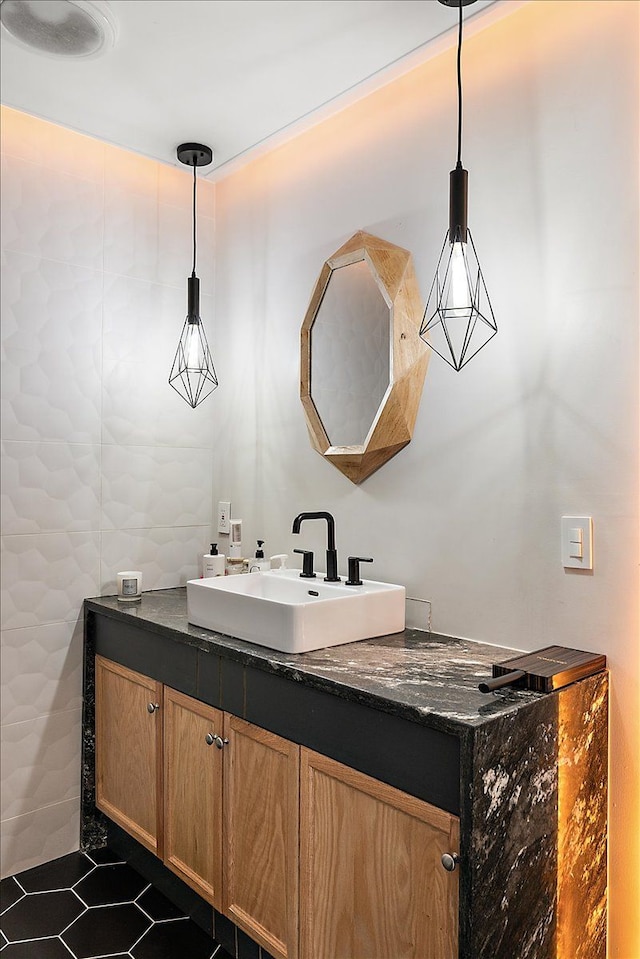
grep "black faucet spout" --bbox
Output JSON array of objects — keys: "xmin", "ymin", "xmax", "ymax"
[
  {"xmin": 292, "ymin": 511, "xmax": 336, "ymax": 550},
  {"xmin": 291, "ymin": 511, "xmax": 340, "ymax": 582}
]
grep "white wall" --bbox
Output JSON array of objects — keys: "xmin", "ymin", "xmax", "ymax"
[
  {"xmin": 0, "ymin": 108, "xmax": 216, "ymax": 876},
  {"xmin": 211, "ymin": 2, "xmax": 639, "ymax": 956}
]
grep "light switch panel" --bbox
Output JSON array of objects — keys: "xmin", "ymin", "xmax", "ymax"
[
  {"xmin": 561, "ymin": 516, "xmax": 593, "ymax": 570},
  {"xmin": 568, "ymin": 528, "xmax": 583, "ymax": 558}
]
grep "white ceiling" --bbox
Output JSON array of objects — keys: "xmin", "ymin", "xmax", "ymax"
[{"xmin": 1, "ymin": 0, "xmax": 513, "ymax": 180}]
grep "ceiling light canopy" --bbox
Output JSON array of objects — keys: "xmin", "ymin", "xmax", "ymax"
[{"xmin": 0, "ymin": 0, "xmax": 117, "ymax": 59}]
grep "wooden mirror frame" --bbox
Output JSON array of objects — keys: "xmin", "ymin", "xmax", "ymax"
[{"xmin": 300, "ymin": 231, "xmax": 429, "ymax": 484}]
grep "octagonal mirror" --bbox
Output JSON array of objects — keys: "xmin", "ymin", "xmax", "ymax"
[{"xmin": 301, "ymin": 231, "xmax": 429, "ymax": 484}]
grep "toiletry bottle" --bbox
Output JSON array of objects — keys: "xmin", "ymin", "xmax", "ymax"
[
  {"xmin": 250, "ymin": 540, "xmax": 270, "ymax": 573},
  {"xmin": 203, "ymin": 544, "xmax": 226, "ymax": 577},
  {"xmin": 229, "ymin": 519, "xmax": 243, "ymax": 558}
]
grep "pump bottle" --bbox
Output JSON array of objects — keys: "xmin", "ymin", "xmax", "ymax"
[
  {"xmin": 203, "ymin": 543, "xmax": 225, "ymax": 577},
  {"xmin": 250, "ymin": 540, "xmax": 270, "ymax": 573}
]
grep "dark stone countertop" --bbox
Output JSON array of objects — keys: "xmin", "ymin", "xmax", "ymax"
[{"xmin": 85, "ymin": 587, "xmax": 545, "ymax": 735}]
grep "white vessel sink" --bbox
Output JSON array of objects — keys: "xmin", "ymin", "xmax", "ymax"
[{"xmin": 186, "ymin": 568, "xmax": 405, "ymax": 654}]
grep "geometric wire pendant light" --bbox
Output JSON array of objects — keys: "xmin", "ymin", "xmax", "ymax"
[
  {"xmin": 169, "ymin": 142, "xmax": 219, "ymax": 407},
  {"xmin": 419, "ymin": 0, "xmax": 497, "ymax": 371}
]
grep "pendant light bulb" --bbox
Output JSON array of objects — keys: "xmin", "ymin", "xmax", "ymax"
[
  {"xmin": 448, "ymin": 240, "xmax": 469, "ymax": 315},
  {"xmin": 185, "ymin": 321, "xmax": 202, "ymax": 370},
  {"xmin": 169, "ymin": 143, "xmax": 218, "ymax": 408},
  {"xmin": 421, "ymin": 0, "xmax": 497, "ymax": 371}
]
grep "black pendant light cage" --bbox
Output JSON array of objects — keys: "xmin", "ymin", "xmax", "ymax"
[
  {"xmin": 419, "ymin": 0, "xmax": 497, "ymax": 371},
  {"xmin": 169, "ymin": 142, "xmax": 219, "ymax": 408}
]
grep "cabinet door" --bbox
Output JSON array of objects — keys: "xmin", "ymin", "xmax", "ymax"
[
  {"xmin": 163, "ymin": 688, "xmax": 223, "ymax": 908},
  {"xmin": 223, "ymin": 715, "xmax": 299, "ymax": 959},
  {"xmin": 300, "ymin": 748, "xmax": 460, "ymax": 959},
  {"xmin": 95, "ymin": 655, "xmax": 163, "ymax": 856}
]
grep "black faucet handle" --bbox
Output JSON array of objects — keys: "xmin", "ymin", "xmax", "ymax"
[
  {"xmin": 346, "ymin": 556, "xmax": 373, "ymax": 586},
  {"xmin": 293, "ymin": 548, "xmax": 316, "ymax": 579}
]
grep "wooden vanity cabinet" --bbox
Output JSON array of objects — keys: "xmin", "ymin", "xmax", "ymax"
[
  {"xmin": 94, "ymin": 655, "xmax": 458, "ymax": 959},
  {"xmin": 299, "ymin": 748, "xmax": 459, "ymax": 959},
  {"xmin": 95, "ymin": 655, "xmax": 163, "ymax": 856},
  {"xmin": 95, "ymin": 657, "xmax": 299, "ymax": 959},
  {"xmin": 163, "ymin": 687, "xmax": 223, "ymax": 908},
  {"xmin": 223, "ymin": 715, "xmax": 300, "ymax": 959}
]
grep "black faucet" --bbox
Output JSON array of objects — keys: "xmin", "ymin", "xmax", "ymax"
[
  {"xmin": 345, "ymin": 556, "xmax": 373, "ymax": 586},
  {"xmin": 292, "ymin": 511, "xmax": 340, "ymax": 582},
  {"xmin": 293, "ymin": 548, "xmax": 316, "ymax": 579}
]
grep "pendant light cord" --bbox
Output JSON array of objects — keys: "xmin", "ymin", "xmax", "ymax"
[
  {"xmin": 456, "ymin": 0, "xmax": 463, "ymax": 169},
  {"xmin": 191, "ymin": 160, "xmax": 197, "ymax": 277}
]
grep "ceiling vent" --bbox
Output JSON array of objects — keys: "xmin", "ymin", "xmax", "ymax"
[{"xmin": 0, "ymin": 0, "xmax": 117, "ymax": 59}]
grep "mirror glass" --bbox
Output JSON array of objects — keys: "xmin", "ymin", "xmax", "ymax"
[
  {"xmin": 310, "ymin": 259, "xmax": 390, "ymax": 447},
  {"xmin": 300, "ymin": 231, "xmax": 428, "ymax": 485}
]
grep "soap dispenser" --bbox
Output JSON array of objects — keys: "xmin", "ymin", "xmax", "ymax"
[
  {"xmin": 203, "ymin": 543, "xmax": 225, "ymax": 578},
  {"xmin": 250, "ymin": 540, "xmax": 270, "ymax": 573}
]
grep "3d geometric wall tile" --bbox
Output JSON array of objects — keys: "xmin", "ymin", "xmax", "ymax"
[
  {"xmin": 1, "ymin": 252, "xmax": 103, "ymax": 444},
  {"xmin": 100, "ymin": 445, "xmax": 212, "ymax": 530},
  {"xmin": 0, "ymin": 798, "xmax": 80, "ymax": 880},
  {"xmin": 1, "ymin": 154, "xmax": 104, "ymax": 270},
  {"xmin": 1, "ymin": 532, "xmax": 101, "ymax": 630},
  {"xmin": 0, "ymin": 106, "xmax": 218, "ymax": 878},
  {"xmin": 1, "ymin": 441, "xmax": 101, "ymax": 534},
  {"xmin": 1, "ymin": 708, "xmax": 82, "ymax": 820},
  {"xmin": 0, "ymin": 620, "xmax": 83, "ymax": 725}
]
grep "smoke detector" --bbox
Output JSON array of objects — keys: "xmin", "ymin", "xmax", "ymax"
[{"xmin": 0, "ymin": 0, "xmax": 117, "ymax": 59}]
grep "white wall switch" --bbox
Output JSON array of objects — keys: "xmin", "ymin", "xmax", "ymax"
[
  {"xmin": 561, "ymin": 516, "xmax": 593, "ymax": 570},
  {"xmin": 217, "ymin": 501, "xmax": 231, "ymax": 535}
]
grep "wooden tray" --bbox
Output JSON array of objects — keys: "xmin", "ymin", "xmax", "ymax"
[{"xmin": 479, "ymin": 645, "xmax": 606, "ymax": 694}]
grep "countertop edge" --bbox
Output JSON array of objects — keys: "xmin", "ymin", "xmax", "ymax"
[{"xmin": 84, "ymin": 590, "xmax": 553, "ymax": 736}]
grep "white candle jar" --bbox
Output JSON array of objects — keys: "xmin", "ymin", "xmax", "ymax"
[{"xmin": 117, "ymin": 570, "xmax": 142, "ymax": 602}]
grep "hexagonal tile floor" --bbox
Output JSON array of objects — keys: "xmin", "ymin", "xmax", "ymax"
[{"xmin": 0, "ymin": 850, "xmax": 233, "ymax": 959}]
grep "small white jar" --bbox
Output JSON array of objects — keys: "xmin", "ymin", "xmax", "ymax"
[{"xmin": 117, "ymin": 570, "xmax": 142, "ymax": 601}]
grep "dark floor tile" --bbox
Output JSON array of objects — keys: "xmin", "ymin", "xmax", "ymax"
[
  {"xmin": 62, "ymin": 902, "xmax": 151, "ymax": 958},
  {"xmin": 0, "ymin": 877, "xmax": 24, "ymax": 914},
  {"xmin": 1, "ymin": 937, "xmax": 75, "ymax": 958},
  {"xmin": 2, "ymin": 889, "xmax": 85, "ymax": 941},
  {"xmin": 132, "ymin": 917, "xmax": 216, "ymax": 959},
  {"xmin": 237, "ymin": 926, "xmax": 259, "ymax": 959},
  {"xmin": 137, "ymin": 886, "xmax": 185, "ymax": 922},
  {"xmin": 0, "ymin": 929, "xmax": 7, "ymax": 948},
  {"xmin": 85, "ymin": 845, "xmax": 125, "ymax": 866},
  {"xmin": 213, "ymin": 910, "xmax": 236, "ymax": 955},
  {"xmin": 2, "ymin": 938, "xmax": 72, "ymax": 959},
  {"xmin": 16, "ymin": 852, "xmax": 94, "ymax": 893},
  {"xmin": 74, "ymin": 861, "xmax": 148, "ymax": 906}
]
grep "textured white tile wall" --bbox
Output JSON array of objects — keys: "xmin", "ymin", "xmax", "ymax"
[
  {"xmin": 0, "ymin": 621, "xmax": 83, "ymax": 726},
  {"xmin": 1, "ymin": 251, "xmax": 103, "ymax": 444},
  {"xmin": 0, "ymin": 106, "xmax": 217, "ymax": 877},
  {"xmin": 1, "ymin": 441, "xmax": 101, "ymax": 534},
  {"xmin": 0, "ymin": 799, "xmax": 81, "ymax": 879}
]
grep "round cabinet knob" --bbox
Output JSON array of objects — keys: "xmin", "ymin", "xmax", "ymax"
[
  {"xmin": 441, "ymin": 853, "xmax": 459, "ymax": 872},
  {"xmin": 205, "ymin": 733, "xmax": 215, "ymax": 746},
  {"xmin": 147, "ymin": 702, "xmax": 160, "ymax": 714},
  {"xmin": 214, "ymin": 735, "xmax": 229, "ymax": 750}
]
